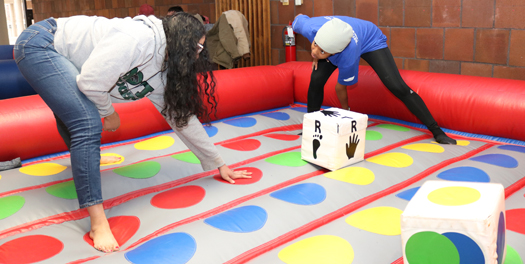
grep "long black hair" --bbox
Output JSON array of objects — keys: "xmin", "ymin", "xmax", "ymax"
[{"xmin": 161, "ymin": 12, "xmax": 217, "ymax": 128}]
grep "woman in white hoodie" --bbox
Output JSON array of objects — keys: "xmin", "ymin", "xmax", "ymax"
[{"xmin": 14, "ymin": 12, "xmax": 250, "ymax": 253}]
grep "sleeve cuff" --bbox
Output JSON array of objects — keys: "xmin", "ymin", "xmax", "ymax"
[
  {"xmin": 99, "ymin": 105, "xmax": 115, "ymax": 118},
  {"xmin": 200, "ymin": 155, "xmax": 225, "ymax": 171}
]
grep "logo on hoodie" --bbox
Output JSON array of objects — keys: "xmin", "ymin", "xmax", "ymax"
[{"xmin": 117, "ymin": 67, "xmax": 154, "ymax": 100}]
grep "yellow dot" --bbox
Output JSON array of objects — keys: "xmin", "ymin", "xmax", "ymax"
[
  {"xmin": 457, "ymin": 140, "xmax": 470, "ymax": 146},
  {"xmin": 19, "ymin": 163, "xmax": 67, "ymax": 176},
  {"xmin": 428, "ymin": 186, "xmax": 481, "ymax": 206},
  {"xmin": 278, "ymin": 235, "xmax": 354, "ymax": 264},
  {"xmin": 366, "ymin": 152, "xmax": 413, "ymax": 168},
  {"xmin": 325, "ymin": 167, "xmax": 374, "ymax": 185},
  {"xmin": 402, "ymin": 143, "xmax": 444, "ymax": 153},
  {"xmin": 134, "ymin": 136, "xmax": 175, "ymax": 150},
  {"xmin": 100, "ymin": 153, "xmax": 125, "ymax": 166},
  {"xmin": 345, "ymin": 206, "xmax": 402, "ymax": 236}
]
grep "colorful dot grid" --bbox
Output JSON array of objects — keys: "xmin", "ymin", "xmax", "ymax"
[
  {"xmin": 246, "ymin": 145, "xmax": 525, "ymax": 264},
  {"xmin": 0, "ymin": 106, "xmax": 522, "ymax": 264}
]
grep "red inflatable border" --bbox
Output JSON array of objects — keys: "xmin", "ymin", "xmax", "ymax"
[
  {"xmin": 2, "ymin": 61, "xmax": 525, "ymax": 161},
  {"xmin": 279, "ymin": 61, "xmax": 525, "ymax": 143},
  {"xmin": 0, "ymin": 66, "xmax": 294, "ymax": 161}
]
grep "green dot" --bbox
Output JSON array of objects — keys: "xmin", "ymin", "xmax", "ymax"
[
  {"xmin": 377, "ymin": 124, "xmax": 410, "ymax": 132},
  {"xmin": 113, "ymin": 161, "xmax": 161, "ymax": 179},
  {"xmin": 366, "ymin": 130, "xmax": 383, "ymax": 141},
  {"xmin": 172, "ymin": 152, "xmax": 201, "ymax": 164},
  {"xmin": 504, "ymin": 245, "xmax": 524, "ymax": 264},
  {"xmin": 46, "ymin": 181, "xmax": 78, "ymax": 199},
  {"xmin": 265, "ymin": 152, "xmax": 307, "ymax": 167},
  {"xmin": 0, "ymin": 196, "xmax": 25, "ymax": 220},
  {"xmin": 406, "ymin": 231, "xmax": 460, "ymax": 264}
]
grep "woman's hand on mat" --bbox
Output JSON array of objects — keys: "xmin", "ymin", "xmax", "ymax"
[
  {"xmin": 312, "ymin": 58, "xmax": 318, "ymax": 70},
  {"xmin": 103, "ymin": 111, "xmax": 120, "ymax": 132},
  {"xmin": 219, "ymin": 165, "xmax": 252, "ymax": 184}
]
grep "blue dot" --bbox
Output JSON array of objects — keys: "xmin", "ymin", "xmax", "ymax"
[
  {"xmin": 396, "ymin": 187, "xmax": 420, "ymax": 201},
  {"xmin": 442, "ymin": 232, "xmax": 484, "ymax": 264},
  {"xmin": 261, "ymin": 112, "xmax": 290, "ymax": 121},
  {"xmin": 223, "ymin": 117, "xmax": 257, "ymax": 128},
  {"xmin": 270, "ymin": 183, "xmax": 326, "ymax": 205},
  {"xmin": 290, "ymin": 107, "xmax": 308, "ymax": 113},
  {"xmin": 204, "ymin": 205, "xmax": 267, "ymax": 233},
  {"xmin": 470, "ymin": 154, "xmax": 518, "ymax": 168},
  {"xmin": 497, "ymin": 212, "xmax": 505, "ymax": 264},
  {"xmin": 203, "ymin": 125, "xmax": 218, "ymax": 137},
  {"xmin": 498, "ymin": 145, "xmax": 525, "ymax": 153},
  {"xmin": 437, "ymin": 167, "xmax": 490, "ymax": 183},
  {"xmin": 125, "ymin": 233, "xmax": 196, "ymax": 264}
]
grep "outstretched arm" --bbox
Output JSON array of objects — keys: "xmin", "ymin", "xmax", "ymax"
[
  {"xmin": 335, "ymin": 83, "xmax": 358, "ymax": 111},
  {"xmin": 335, "ymin": 82, "xmax": 349, "ymax": 110},
  {"xmin": 170, "ymin": 116, "xmax": 252, "ymax": 183},
  {"xmin": 150, "ymin": 94, "xmax": 251, "ymax": 182}
]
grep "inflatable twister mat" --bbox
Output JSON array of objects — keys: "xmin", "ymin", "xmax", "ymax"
[{"xmin": 0, "ymin": 104, "xmax": 524, "ymax": 264}]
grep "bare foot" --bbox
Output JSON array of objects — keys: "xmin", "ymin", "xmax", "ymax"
[
  {"xmin": 87, "ymin": 204, "xmax": 119, "ymax": 253},
  {"xmin": 100, "ymin": 156, "xmax": 121, "ymax": 165},
  {"xmin": 89, "ymin": 222, "xmax": 119, "ymax": 253}
]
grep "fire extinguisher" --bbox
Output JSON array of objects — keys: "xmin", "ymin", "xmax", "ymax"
[{"xmin": 282, "ymin": 21, "xmax": 296, "ymax": 62}]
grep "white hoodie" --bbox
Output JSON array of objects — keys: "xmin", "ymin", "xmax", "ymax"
[{"xmin": 53, "ymin": 15, "xmax": 224, "ymax": 171}]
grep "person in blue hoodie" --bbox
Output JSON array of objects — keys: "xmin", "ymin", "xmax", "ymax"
[
  {"xmin": 292, "ymin": 14, "xmax": 456, "ymax": 145},
  {"xmin": 15, "ymin": 13, "xmax": 251, "ymax": 253}
]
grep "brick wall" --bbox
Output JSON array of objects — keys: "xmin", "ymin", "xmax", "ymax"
[
  {"xmin": 29, "ymin": 0, "xmax": 525, "ymax": 80},
  {"xmin": 32, "ymin": 0, "xmax": 216, "ymax": 25},
  {"xmin": 270, "ymin": 0, "xmax": 525, "ymax": 80}
]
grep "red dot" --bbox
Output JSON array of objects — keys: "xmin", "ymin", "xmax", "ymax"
[
  {"xmin": 264, "ymin": 133, "xmax": 301, "ymax": 141},
  {"xmin": 506, "ymin": 208, "xmax": 525, "ymax": 235},
  {"xmin": 221, "ymin": 139, "xmax": 261, "ymax": 151},
  {"xmin": 0, "ymin": 235, "xmax": 63, "ymax": 263},
  {"xmin": 151, "ymin": 185, "xmax": 206, "ymax": 209},
  {"xmin": 213, "ymin": 167, "xmax": 263, "ymax": 185},
  {"xmin": 83, "ymin": 215, "xmax": 140, "ymax": 247}
]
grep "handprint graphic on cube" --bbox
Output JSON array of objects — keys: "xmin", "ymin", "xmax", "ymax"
[{"xmin": 346, "ymin": 133, "xmax": 360, "ymax": 159}]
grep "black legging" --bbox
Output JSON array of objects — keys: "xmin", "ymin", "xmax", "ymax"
[{"xmin": 307, "ymin": 47, "xmax": 441, "ymax": 135}]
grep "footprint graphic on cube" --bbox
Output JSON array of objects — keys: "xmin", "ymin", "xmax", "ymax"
[{"xmin": 313, "ymin": 134, "xmax": 322, "ymax": 159}]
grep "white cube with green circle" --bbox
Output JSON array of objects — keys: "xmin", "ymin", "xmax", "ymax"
[{"xmin": 401, "ymin": 180, "xmax": 506, "ymax": 264}]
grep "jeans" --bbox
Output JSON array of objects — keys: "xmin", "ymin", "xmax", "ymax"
[{"xmin": 15, "ymin": 18, "xmax": 103, "ymax": 209}]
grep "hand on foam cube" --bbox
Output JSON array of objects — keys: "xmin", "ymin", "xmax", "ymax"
[
  {"xmin": 301, "ymin": 107, "xmax": 368, "ymax": 171},
  {"xmin": 401, "ymin": 180, "xmax": 506, "ymax": 264}
]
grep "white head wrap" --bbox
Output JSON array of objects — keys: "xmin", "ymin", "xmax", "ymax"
[{"xmin": 314, "ymin": 18, "xmax": 353, "ymax": 54}]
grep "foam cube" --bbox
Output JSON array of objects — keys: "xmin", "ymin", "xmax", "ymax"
[
  {"xmin": 401, "ymin": 180, "xmax": 506, "ymax": 264},
  {"xmin": 301, "ymin": 107, "xmax": 368, "ymax": 171}
]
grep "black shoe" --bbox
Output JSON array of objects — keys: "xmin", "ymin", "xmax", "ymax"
[{"xmin": 435, "ymin": 134, "xmax": 457, "ymax": 145}]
